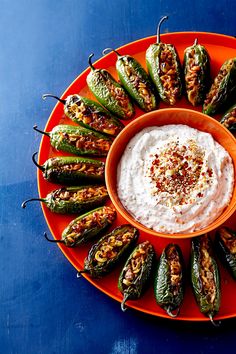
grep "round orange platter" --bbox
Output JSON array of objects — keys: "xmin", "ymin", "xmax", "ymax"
[{"xmin": 37, "ymin": 32, "xmax": 236, "ymax": 321}]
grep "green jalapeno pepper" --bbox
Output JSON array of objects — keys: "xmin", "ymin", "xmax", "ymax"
[
  {"xmin": 44, "ymin": 206, "xmax": 116, "ymax": 247},
  {"xmin": 86, "ymin": 53, "xmax": 135, "ymax": 120},
  {"xmin": 78, "ymin": 225, "xmax": 139, "ymax": 278},
  {"xmin": 183, "ymin": 38, "xmax": 210, "ymax": 106},
  {"xmin": 220, "ymin": 103, "xmax": 236, "ymax": 131},
  {"xmin": 146, "ymin": 16, "xmax": 183, "ymax": 105},
  {"xmin": 103, "ymin": 48, "xmax": 157, "ymax": 112},
  {"xmin": 32, "ymin": 152, "xmax": 105, "ymax": 184},
  {"xmin": 203, "ymin": 58, "xmax": 236, "ymax": 115},
  {"xmin": 42, "ymin": 94, "xmax": 124, "ymax": 137},
  {"xmin": 33, "ymin": 124, "xmax": 112, "ymax": 157},
  {"xmin": 154, "ymin": 244, "xmax": 185, "ymax": 318},
  {"xmin": 191, "ymin": 235, "xmax": 221, "ymax": 325},
  {"xmin": 21, "ymin": 185, "xmax": 108, "ymax": 214},
  {"xmin": 215, "ymin": 227, "xmax": 236, "ymax": 280},
  {"xmin": 118, "ymin": 240, "xmax": 155, "ymax": 311}
]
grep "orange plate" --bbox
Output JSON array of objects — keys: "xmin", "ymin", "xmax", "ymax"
[
  {"xmin": 38, "ymin": 32, "xmax": 236, "ymax": 321},
  {"xmin": 105, "ymin": 108, "xmax": 236, "ymax": 239}
]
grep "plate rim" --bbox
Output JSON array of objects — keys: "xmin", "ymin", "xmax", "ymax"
[{"xmin": 37, "ymin": 31, "xmax": 236, "ymax": 322}]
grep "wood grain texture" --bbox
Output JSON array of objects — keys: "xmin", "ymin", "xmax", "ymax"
[{"xmin": 1, "ymin": 0, "xmax": 236, "ymax": 353}]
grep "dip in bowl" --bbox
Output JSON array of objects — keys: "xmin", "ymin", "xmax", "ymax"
[{"xmin": 105, "ymin": 108, "xmax": 236, "ymax": 239}]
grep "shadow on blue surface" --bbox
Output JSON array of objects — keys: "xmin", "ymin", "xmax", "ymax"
[
  {"xmin": 1, "ymin": 0, "xmax": 236, "ymax": 352},
  {"xmin": 1, "ymin": 180, "xmax": 236, "ymax": 354}
]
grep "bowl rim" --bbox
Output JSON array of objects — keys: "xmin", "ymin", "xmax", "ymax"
[{"xmin": 105, "ymin": 108, "xmax": 236, "ymax": 239}]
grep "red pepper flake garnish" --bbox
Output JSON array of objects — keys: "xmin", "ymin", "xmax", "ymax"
[
  {"xmin": 207, "ymin": 168, "xmax": 213, "ymax": 177},
  {"xmin": 147, "ymin": 139, "xmax": 212, "ymax": 206}
]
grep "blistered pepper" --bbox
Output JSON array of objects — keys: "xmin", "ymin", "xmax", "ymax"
[
  {"xmin": 44, "ymin": 206, "xmax": 116, "ymax": 247},
  {"xmin": 215, "ymin": 227, "xmax": 236, "ymax": 280},
  {"xmin": 154, "ymin": 244, "xmax": 185, "ymax": 318},
  {"xmin": 21, "ymin": 185, "xmax": 108, "ymax": 214},
  {"xmin": 118, "ymin": 241, "xmax": 155, "ymax": 311},
  {"xmin": 203, "ymin": 58, "xmax": 236, "ymax": 115},
  {"xmin": 146, "ymin": 16, "xmax": 183, "ymax": 105},
  {"xmin": 32, "ymin": 152, "xmax": 105, "ymax": 184},
  {"xmin": 220, "ymin": 103, "xmax": 236, "ymax": 131},
  {"xmin": 183, "ymin": 38, "xmax": 210, "ymax": 106},
  {"xmin": 78, "ymin": 225, "xmax": 139, "ymax": 278},
  {"xmin": 86, "ymin": 54, "xmax": 135, "ymax": 120},
  {"xmin": 191, "ymin": 235, "xmax": 221, "ymax": 325},
  {"xmin": 42, "ymin": 94, "xmax": 124, "ymax": 137},
  {"xmin": 33, "ymin": 124, "xmax": 112, "ymax": 157},
  {"xmin": 103, "ymin": 48, "xmax": 157, "ymax": 112}
]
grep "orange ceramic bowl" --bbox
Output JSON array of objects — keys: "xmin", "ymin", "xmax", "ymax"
[{"xmin": 105, "ymin": 108, "xmax": 236, "ymax": 239}]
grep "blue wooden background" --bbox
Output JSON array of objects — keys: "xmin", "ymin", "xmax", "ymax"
[{"xmin": 1, "ymin": 0, "xmax": 236, "ymax": 353}]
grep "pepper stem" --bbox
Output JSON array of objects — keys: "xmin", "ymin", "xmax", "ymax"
[
  {"xmin": 76, "ymin": 270, "xmax": 87, "ymax": 278},
  {"xmin": 44, "ymin": 232, "xmax": 64, "ymax": 244},
  {"xmin": 21, "ymin": 198, "xmax": 45, "ymax": 208},
  {"xmin": 166, "ymin": 306, "xmax": 180, "ymax": 318},
  {"xmin": 33, "ymin": 125, "xmax": 50, "ymax": 136},
  {"xmin": 32, "ymin": 152, "xmax": 44, "ymax": 171},
  {"xmin": 121, "ymin": 293, "xmax": 129, "ymax": 312},
  {"xmin": 42, "ymin": 94, "xmax": 66, "ymax": 104},
  {"xmin": 156, "ymin": 15, "xmax": 168, "ymax": 44},
  {"xmin": 102, "ymin": 48, "xmax": 121, "ymax": 57},
  {"xmin": 88, "ymin": 53, "xmax": 96, "ymax": 70},
  {"xmin": 194, "ymin": 38, "xmax": 198, "ymax": 46},
  {"xmin": 209, "ymin": 314, "xmax": 221, "ymax": 327}
]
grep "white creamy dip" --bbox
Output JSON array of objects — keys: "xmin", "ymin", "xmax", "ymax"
[{"xmin": 117, "ymin": 124, "xmax": 234, "ymax": 233}]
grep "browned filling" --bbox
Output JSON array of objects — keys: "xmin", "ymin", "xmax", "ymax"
[
  {"xmin": 159, "ymin": 44, "xmax": 180, "ymax": 105},
  {"xmin": 185, "ymin": 49, "xmax": 201, "ymax": 105},
  {"xmin": 59, "ymin": 132, "xmax": 111, "ymax": 153},
  {"xmin": 219, "ymin": 227, "xmax": 236, "ymax": 254},
  {"xmin": 55, "ymin": 186, "xmax": 108, "ymax": 202},
  {"xmin": 65, "ymin": 206, "xmax": 116, "ymax": 245},
  {"xmin": 124, "ymin": 59, "xmax": 153, "ymax": 111},
  {"xmin": 101, "ymin": 73, "xmax": 133, "ymax": 118},
  {"xmin": 94, "ymin": 229, "xmax": 135, "ymax": 265},
  {"xmin": 199, "ymin": 236, "xmax": 216, "ymax": 305},
  {"xmin": 166, "ymin": 246, "xmax": 182, "ymax": 296},
  {"xmin": 66, "ymin": 99, "xmax": 121, "ymax": 136},
  {"xmin": 56, "ymin": 162, "xmax": 104, "ymax": 176},
  {"xmin": 204, "ymin": 60, "xmax": 234, "ymax": 107},
  {"xmin": 122, "ymin": 241, "xmax": 151, "ymax": 288},
  {"xmin": 221, "ymin": 108, "xmax": 236, "ymax": 129}
]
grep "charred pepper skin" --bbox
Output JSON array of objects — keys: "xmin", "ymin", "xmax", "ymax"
[
  {"xmin": 34, "ymin": 124, "xmax": 112, "ymax": 157},
  {"xmin": 215, "ymin": 227, "xmax": 236, "ymax": 280},
  {"xmin": 110, "ymin": 51, "xmax": 157, "ymax": 112},
  {"xmin": 118, "ymin": 241, "xmax": 155, "ymax": 311},
  {"xmin": 191, "ymin": 235, "xmax": 221, "ymax": 323},
  {"xmin": 44, "ymin": 157, "xmax": 104, "ymax": 184},
  {"xmin": 43, "ymin": 94, "xmax": 124, "ymax": 137},
  {"xmin": 146, "ymin": 16, "xmax": 183, "ymax": 105},
  {"xmin": 86, "ymin": 54, "xmax": 135, "ymax": 120},
  {"xmin": 154, "ymin": 244, "xmax": 185, "ymax": 318},
  {"xmin": 183, "ymin": 39, "xmax": 210, "ymax": 106},
  {"xmin": 32, "ymin": 153, "xmax": 105, "ymax": 185},
  {"xmin": 220, "ymin": 103, "xmax": 236, "ymax": 131},
  {"xmin": 81, "ymin": 225, "xmax": 139, "ymax": 278},
  {"xmin": 61, "ymin": 206, "xmax": 116, "ymax": 247},
  {"xmin": 22, "ymin": 185, "xmax": 108, "ymax": 214},
  {"xmin": 64, "ymin": 95, "xmax": 124, "ymax": 136},
  {"xmin": 203, "ymin": 58, "xmax": 236, "ymax": 115},
  {"xmin": 45, "ymin": 185, "xmax": 108, "ymax": 214}
]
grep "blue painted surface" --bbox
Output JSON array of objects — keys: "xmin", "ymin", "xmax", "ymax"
[{"xmin": 1, "ymin": 0, "xmax": 236, "ymax": 353}]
